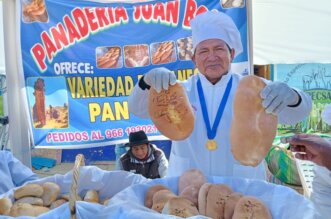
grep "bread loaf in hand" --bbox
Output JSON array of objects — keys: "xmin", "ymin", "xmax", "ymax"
[
  {"xmin": 230, "ymin": 75, "xmax": 277, "ymax": 166},
  {"xmin": 149, "ymin": 83, "xmax": 195, "ymax": 140}
]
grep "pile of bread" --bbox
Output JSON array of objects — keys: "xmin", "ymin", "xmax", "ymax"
[
  {"xmin": 145, "ymin": 169, "xmax": 272, "ymax": 219},
  {"xmin": 0, "ymin": 182, "xmax": 110, "ymax": 217}
]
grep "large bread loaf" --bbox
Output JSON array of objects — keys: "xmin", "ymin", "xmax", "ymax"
[
  {"xmin": 230, "ymin": 75, "xmax": 278, "ymax": 166},
  {"xmin": 148, "ymin": 83, "xmax": 195, "ymax": 140}
]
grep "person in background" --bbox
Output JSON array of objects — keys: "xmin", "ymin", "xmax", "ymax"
[
  {"xmin": 116, "ymin": 130, "xmax": 168, "ymax": 179},
  {"xmin": 0, "ymin": 150, "xmax": 38, "ymax": 194},
  {"xmin": 128, "ymin": 11, "xmax": 312, "ymax": 179},
  {"xmin": 284, "ymin": 134, "xmax": 331, "ymax": 218}
]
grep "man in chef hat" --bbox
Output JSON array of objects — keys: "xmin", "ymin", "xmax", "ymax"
[{"xmin": 128, "ymin": 10, "xmax": 312, "ymax": 179}]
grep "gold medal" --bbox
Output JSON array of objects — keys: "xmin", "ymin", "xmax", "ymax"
[{"xmin": 206, "ymin": 140, "xmax": 217, "ymax": 151}]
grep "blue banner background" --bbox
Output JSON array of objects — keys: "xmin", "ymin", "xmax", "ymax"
[{"xmin": 20, "ymin": 0, "xmax": 249, "ymax": 147}]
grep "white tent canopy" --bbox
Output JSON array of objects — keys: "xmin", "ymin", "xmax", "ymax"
[
  {"xmin": 1, "ymin": 0, "xmax": 331, "ymax": 166},
  {"xmin": 252, "ymin": 0, "xmax": 331, "ymax": 64}
]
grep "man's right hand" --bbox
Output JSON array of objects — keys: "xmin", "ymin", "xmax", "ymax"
[
  {"xmin": 283, "ymin": 134, "xmax": 331, "ymax": 171},
  {"xmin": 143, "ymin": 67, "xmax": 177, "ymax": 93}
]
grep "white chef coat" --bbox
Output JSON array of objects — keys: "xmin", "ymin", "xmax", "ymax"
[
  {"xmin": 0, "ymin": 150, "xmax": 38, "ymax": 194},
  {"xmin": 128, "ymin": 72, "xmax": 312, "ymax": 179}
]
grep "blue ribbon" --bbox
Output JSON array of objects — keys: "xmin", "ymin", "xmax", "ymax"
[{"xmin": 197, "ymin": 76, "xmax": 233, "ymax": 140}]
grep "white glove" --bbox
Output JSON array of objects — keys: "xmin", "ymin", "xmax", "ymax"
[
  {"xmin": 143, "ymin": 67, "xmax": 177, "ymax": 93},
  {"xmin": 260, "ymin": 81, "xmax": 300, "ymax": 115}
]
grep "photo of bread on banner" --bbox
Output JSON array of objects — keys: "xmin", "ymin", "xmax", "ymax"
[
  {"xmin": 96, "ymin": 47, "xmax": 121, "ymax": 69},
  {"xmin": 148, "ymin": 82, "xmax": 195, "ymax": 140},
  {"xmin": 144, "ymin": 169, "xmax": 272, "ymax": 218},
  {"xmin": 151, "ymin": 41, "xmax": 176, "ymax": 65},
  {"xmin": 177, "ymin": 37, "xmax": 193, "ymax": 61},
  {"xmin": 221, "ymin": 0, "xmax": 245, "ymax": 9},
  {"xmin": 230, "ymin": 75, "xmax": 278, "ymax": 166},
  {"xmin": 22, "ymin": 0, "xmax": 49, "ymax": 23},
  {"xmin": 124, "ymin": 44, "xmax": 150, "ymax": 68},
  {"xmin": 0, "ymin": 182, "xmax": 109, "ymax": 217}
]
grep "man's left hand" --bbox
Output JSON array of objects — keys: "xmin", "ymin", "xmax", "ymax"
[{"xmin": 260, "ymin": 81, "xmax": 299, "ymax": 115}]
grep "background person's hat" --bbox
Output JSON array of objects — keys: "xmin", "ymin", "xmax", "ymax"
[
  {"xmin": 128, "ymin": 131, "xmax": 150, "ymax": 147},
  {"xmin": 190, "ymin": 10, "xmax": 243, "ymax": 57}
]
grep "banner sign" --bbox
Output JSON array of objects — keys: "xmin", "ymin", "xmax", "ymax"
[
  {"xmin": 20, "ymin": 0, "xmax": 249, "ymax": 148},
  {"xmin": 274, "ymin": 63, "xmax": 331, "ymax": 134}
]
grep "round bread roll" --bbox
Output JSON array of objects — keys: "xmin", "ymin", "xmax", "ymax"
[
  {"xmin": 198, "ymin": 183, "xmax": 213, "ymax": 215},
  {"xmin": 16, "ymin": 197, "xmax": 44, "ymax": 206},
  {"xmin": 232, "ymin": 196, "xmax": 272, "ymax": 219},
  {"xmin": 230, "ymin": 75, "xmax": 278, "ymax": 166},
  {"xmin": 14, "ymin": 184, "xmax": 44, "ymax": 199},
  {"xmin": 162, "ymin": 197, "xmax": 199, "ymax": 217},
  {"xmin": 83, "ymin": 190, "xmax": 99, "ymax": 203},
  {"xmin": 179, "ymin": 185, "xmax": 199, "ymax": 207},
  {"xmin": 145, "ymin": 184, "xmax": 171, "ymax": 208},
  {"xmin": 204, "ymin": 184, "xmax": 233, "ymax": 219},
  {"xmin": 151, "ymin": 189, "xmax": 177, "ymax": 213},
  {"xmin": 9, "ymin": 203, "xmax": 49, "ymax": 217},
  {"xmin": 178, "ymin": 169, "xmax": 206, "ymax": 195},
  {"xmin": 41, "ymin": 182, "xmax": 61, "ymax": 206},
  {"xmin": 61, "ymin": 193, "xmax": 82, "ymax": 201},
  {"xmin": 102, "ymin": 198, "xmax": 110, "ymax": 206},
  {"xmin": 224, "ymin": 192, "xmax": 243, "ymax": 219},
  {"xmin": 148, "ymin": 83, "xmax": 195, "ymax": 140},
  {"xmin": 50, "ymin": 199, "xmax": 67, "ymax": 209},
  {"xmin": 0, "ymin": 197, "xmax": 12, "ymax": 215}
]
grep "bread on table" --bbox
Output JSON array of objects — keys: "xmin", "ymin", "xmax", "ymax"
[
  {"xmin": 41, "ymin": 182, "xmax": 61, "ymax": 206},
  {"xmin": 145, "ymin": 184, "xmax": 171, "ymax": 208},
  {"xmin": 151, "ymin": 189, "xmax": 177, "ymax": 213},
  {"xmin": 83, "ymin": 190, "xmax": 99, "ymax": 203},
  {"xmin": 8, "ymin": 203, "xmax": 49, "ymax": 217},
  {"xmin": 14, "ymin": 184, "xmax": 44, "ymax": 199},
  {"xmin": 232, "ymin": 196, "xmax": 272, "ymax": 219},
  {"xmin": 162, "ymin": 196, "xmax": 199, "ymax": 217},
  {"xmin": 0, "ymin": 197, "xmax": 12, "ymax": 215}
]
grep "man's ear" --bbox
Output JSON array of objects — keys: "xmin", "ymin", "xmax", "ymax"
[
  {"xmin": 192, "ymin": 54, "xmax": 196, "ymax": 64},
  {"xmin": 230, "ymin": 49, "xmax": 235, "ymax": 61}
]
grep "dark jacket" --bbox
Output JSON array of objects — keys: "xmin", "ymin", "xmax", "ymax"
[{"xmin": 120, "ymin": 144, "xmax": 163, "ymax": 179}]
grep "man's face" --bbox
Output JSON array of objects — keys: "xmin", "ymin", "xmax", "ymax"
[
  {"xmin": 192, "ymin": 39, "xmax": 234, "ymax": 84},
  {"xmin": 131, "ymin": 144, "xmax": 148, "ymax": 159}
]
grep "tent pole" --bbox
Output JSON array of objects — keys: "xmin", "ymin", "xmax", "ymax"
[{"xmin": 3, "ymin": 0, "xmax": 32, "ymax": 167}]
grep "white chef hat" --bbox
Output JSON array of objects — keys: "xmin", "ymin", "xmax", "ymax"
[
  {"xmin": 190, "ymin": 10, "xmax": 243, "ymax": 57},
  {"xmin": 321, "ymin": 104, "xmax": 331, "ymax": 125}
]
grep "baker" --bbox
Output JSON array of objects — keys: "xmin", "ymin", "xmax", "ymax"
[{"xmin": 128, "ymin": 11, "xmax": 312, "ymax": 179}]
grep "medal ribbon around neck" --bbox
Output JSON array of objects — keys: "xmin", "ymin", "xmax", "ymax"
[{"xmin": 197, "ymin": 76, "xmax": 233, "ymax": 141}]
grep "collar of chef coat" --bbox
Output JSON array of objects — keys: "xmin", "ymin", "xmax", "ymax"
[{"xmin": 197, "ymin": 71, "xmax": 232, "ymax": 88}]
